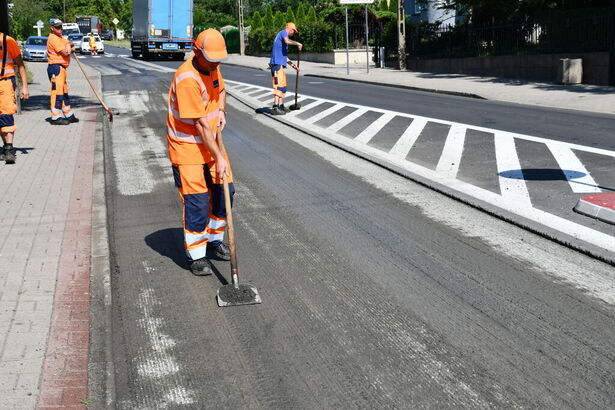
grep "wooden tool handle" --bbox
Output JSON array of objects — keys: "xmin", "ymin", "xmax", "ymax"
[
  {"xmin": 217, "ymin": 132, "xmax": 239, "ymax": 284},
  {"xmin": 71, "ymin": 52, "xmax": 114, "ymax": 121}
]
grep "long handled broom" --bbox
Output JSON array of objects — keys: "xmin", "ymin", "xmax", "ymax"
[
  {"xmin": 71, "ymin": 52, "xmax": 115, "ymax": 122},
  {"xmin": 216, "ymin": 131, "xmax": 262, "ymax": 307}
]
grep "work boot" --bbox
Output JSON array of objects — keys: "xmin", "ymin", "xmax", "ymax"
[
  {"xmin": 50, "ymin": 118, "xmax": 70, "ymax": 125},
  {"xmin": 208, "ymin": 242, "xmax": 230, "ymax": 261},
  {"xmin": 190, "ymin": 257, "xmax": 214, "ymax": 276},
  {"xmin": 271, "ymin": 106, "xmax": 285, "ymax": 115},
  {"xmin": 4, "ymin": 146, "xmax": 15, "ymax": 164},
  {"xmin": 66, "ymin": 116, "xmax": 80, "ymax": 123}
]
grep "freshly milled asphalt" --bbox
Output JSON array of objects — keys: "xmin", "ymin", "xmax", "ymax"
[{"xmin": 97, "ymin": 60, "xmax": 615, "ymax": 408}]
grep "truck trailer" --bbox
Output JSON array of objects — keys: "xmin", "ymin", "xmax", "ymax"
[
  {"xmin": 76, "ymin": 16, "xmax": 102, "ymax": 35},
  {"xmin": 131, "ymin": 0, "xmax": 193, "ymax": 60}
]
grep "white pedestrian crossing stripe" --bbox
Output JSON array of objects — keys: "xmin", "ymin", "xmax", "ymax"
[{"xmin": 226, "ymin": 79, "xmax": 615, "ymax": 255}]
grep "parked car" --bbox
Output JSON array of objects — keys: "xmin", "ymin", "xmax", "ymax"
[
  {"xmin": 80, "ymin": 35, "xmax": 104, "ymax": 54},
  {"xmin": 67, "ymin": 33, "xmax": 84, "ymax": 50},
  {"xmin": 22, "ymin": 36, "xmax": 48, "ymax": 62},
  {"xmin": 100, "ymin": 30, "xmax": 114, "ymax": 41}
]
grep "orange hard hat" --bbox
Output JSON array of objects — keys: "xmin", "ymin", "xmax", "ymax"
[{"xmin": 194, "ymin": 29, "xmax": 228, "ymax": 62}]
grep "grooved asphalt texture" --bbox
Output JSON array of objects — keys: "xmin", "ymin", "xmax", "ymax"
[{"xmin": 101, "ymin": 68, "xmax": 615, "ymax": 408}]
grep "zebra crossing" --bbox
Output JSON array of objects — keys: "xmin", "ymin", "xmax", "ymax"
[{"xmin": 226, "ymin": 79, "xmax": 615, "ymax": 256}]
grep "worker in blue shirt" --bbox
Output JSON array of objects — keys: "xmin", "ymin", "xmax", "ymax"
[{"xmin": 269, "ymin": 22, "xmax": 302, "ymax": 115}]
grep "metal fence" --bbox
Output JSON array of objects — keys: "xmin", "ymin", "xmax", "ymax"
[
  {"xmin": 407, "ymin": 9, "xmax": 614, "ymax": 59},
  {"xmin": 332, "ymin": 20, "xmax": 379, "ymax": 50}
]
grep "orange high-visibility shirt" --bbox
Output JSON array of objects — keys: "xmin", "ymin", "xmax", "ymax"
[
  {"xmin": 167, "ymin": 57, "xmax": 225, "ymax": 165},
  {"xmin": 0, "ymin": 34, "xmax": 21, "ymax": 80},
  {"xmin": 47, "ymin": 32, "xmax": 70, "ymax": 67}
]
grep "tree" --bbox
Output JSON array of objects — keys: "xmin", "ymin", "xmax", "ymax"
[
  {"xmin": 250, "ymin": 11, "xmax": 263, "ymax": 29},
  {"xmin": 273, "ymin": 10, "xmax": 285, "ymax": 29},
  {"xmin": 305, "ymin": 5, "xmax": 318, "ymax": 23},
  {"xmin": 286, "ymin": 7, "xmax": 296, "ymax": 24},
  {"xmin": 262, "ymin": 4, "xmax": 274, "ymax": 30},
  {"xmin": 10, "ymin": 0, "xmax": 52, "ymax": 39},
  {"xmin": 442, "ymin": 0, "xmax": 615, "ymax": 23},
  {"xmin": 295, "ymin": 1, "xmax": 306, "ymax": 24}
]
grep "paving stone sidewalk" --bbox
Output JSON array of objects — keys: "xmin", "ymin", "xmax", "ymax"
[
  {"xmin": 0, "ymin": 61, "xmax": 99, "ymax": 408},
  {"xmin": 225, "ymin": 54, "xmax": 615, "ymax": 115}
]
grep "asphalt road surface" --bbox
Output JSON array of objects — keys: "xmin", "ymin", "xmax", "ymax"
[{"xmin": 84, "ymin": 48, "xmax": 615, "ymax": 408}]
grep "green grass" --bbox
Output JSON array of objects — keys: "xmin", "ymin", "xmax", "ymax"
[
  {"xmin": 105, "ymin": 39, "xmax": 130, "ymax": 48},
  {"xmin": 19, "ymin": 63, "xmax": 34, "ymax": 84}
]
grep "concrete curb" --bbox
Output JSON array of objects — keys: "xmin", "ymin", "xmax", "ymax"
[
  {"xmin": 574, "ymin": 193, "xmax": 615, "ymax": 226},
  {"xmin": 87, "ymin": 69, "xmax": 116, "ymax": 409},
  {"xmin": 227, "ymin": 89, "xmax": 615, "ymax": 267}
]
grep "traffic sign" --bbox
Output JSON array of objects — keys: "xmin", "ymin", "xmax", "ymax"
[
  {"xmin": 112, "ymin": 18, "xmax": 119, "ymax": 25},
  {"xmin": 34, "ymin": 20, "xmax": 44, "ymax": 36}
]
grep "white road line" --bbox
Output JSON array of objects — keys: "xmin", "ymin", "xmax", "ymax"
[
  {"xmin": 303, "ymin": 103, "xmax": 345, "ymax": 125},
  {"xmin": 436, "ymin": 124, "xmax": 466, "ymax": 179},
  {"xmin": 228, "ymin": 79, "xmax": 615, "ymax": 159},
  {"xmin": 248, "ymin": 89, "xmax": 271, "ymax": 98},
  {"xmin": 122, "ymin": 58, "xmax": 175, "ymax": 73},
  {"xmin": 328, "ymin": 107, "xmax": 368, "ymax": 133},
  {"xmin": 285, "ymin": 99, "xmax": 327, "ymax": 117},
  {"xmin": 354, "ymin": 112, "xmax": 395, "ymax": 144},
  {"xmin": 99, "ymin": 65, "xmax": 122, "ymax": 76},
  {"xmin": 494, "ymin": 132, "xmax": 532, "ymax": 206},
  {"xmin": 389, "ymin": 118, "xmax": 427, "ymax": 159},
  {"xmin": 547, "ymin": 142, "xmax": 602, "ymax": 193}
]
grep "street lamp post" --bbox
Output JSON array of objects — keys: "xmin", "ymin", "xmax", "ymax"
[
  {"xmin": 397, "ymin": 0, "xmax": 406, "ymax": 70},
  {"xmin": 238, "ymin": 0, "xmax": 245, "ymax": 55}
]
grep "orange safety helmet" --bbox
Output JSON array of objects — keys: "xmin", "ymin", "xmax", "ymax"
[{"xmin": 194, "ymin": 29, "xmax": 228, "ymax": 62}]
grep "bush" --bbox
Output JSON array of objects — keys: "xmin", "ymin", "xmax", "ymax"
[{"xmin": 298, "ymin": 21, "xmax": 334, "ymax": 53}]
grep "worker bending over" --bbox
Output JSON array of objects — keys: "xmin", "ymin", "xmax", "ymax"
[
  {"xmin": 269, "ymin": 22, "xmax": 302, "ymax": 115},
  {"xmin": 46, "ymin": 19, "xmax": 79, "ymax": 125},
  {"xmin": 0, "ymin": 31, "xmax": 29, "ymax": 164},
  {"xmin": 167, "ymin": 29, "xmax": 233, "ymax": 276}
]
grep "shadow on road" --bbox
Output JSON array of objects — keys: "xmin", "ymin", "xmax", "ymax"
[
  {"xmin": 145, "ymin": 227, "xmax": 189, "ymax": 270},
  {"xmin": 499, "ymin": 168, "xmax": 615, "ymax": 192},
  {"xmin": 21, "ymin": 94, "xmax": 99, "ymax": 112},
  {"xmin": 144, "ymin": 227, "xmax": 229, "ymax": 285}
]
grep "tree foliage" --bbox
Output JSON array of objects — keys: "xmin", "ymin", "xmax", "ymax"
[{"xmin": 442, "ymin": 0, "xmax": 615, "ymax": 23}]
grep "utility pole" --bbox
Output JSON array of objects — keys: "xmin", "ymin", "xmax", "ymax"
[
  {"xmin": 238, "ymin": 0, "xmax": 245, "ymax": 55},
  {"xmin": 397, "ymin": 0, "xmax": 406, "ymax": 70}
]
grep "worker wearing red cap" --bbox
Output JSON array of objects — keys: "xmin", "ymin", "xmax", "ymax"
[
  {"xmin": 0, "ymin": 30, "xmax": 29, "ymax": 164},
  {"xmin": 46, "ymin": 18, "xmax": 79, "ymax": 125},
  {"xmin": 167, "ymin": 29, "xmax": 233, "ymax": 276},
  {"xmin": 269, "ymin": 22, "xmax": 302, "ymax": 115}
]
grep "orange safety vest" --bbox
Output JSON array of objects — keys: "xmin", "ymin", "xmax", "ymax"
[
  {"xmin": 0, "ymin": 33, "xmax": 20, "ymax": 80},
  {"xmin": 167, "ymin": 57, "xmax": 225, "ymax": 165},
  {"xmin": 47, "ymin": 32, "xmax": 70, "ymax": 67}
]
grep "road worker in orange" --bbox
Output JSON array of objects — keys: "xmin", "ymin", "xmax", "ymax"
[
  {"xmin": 167, "ymin": 29, "xmax": 233, "ymax": 276},
  {"xmin": 269, "ymin": 22, "xmax": 302, "ymax": 115},
  {"xmin": 88, "ymin": 34, "xmax": 98, "ymax": 56},
  {"xmin": 46, "ymin": 18, "xmax": 79, "ymax": 125},
  {"xmin": 0, "ymin": 31, "xmax": 29, "ymax": 164}
]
